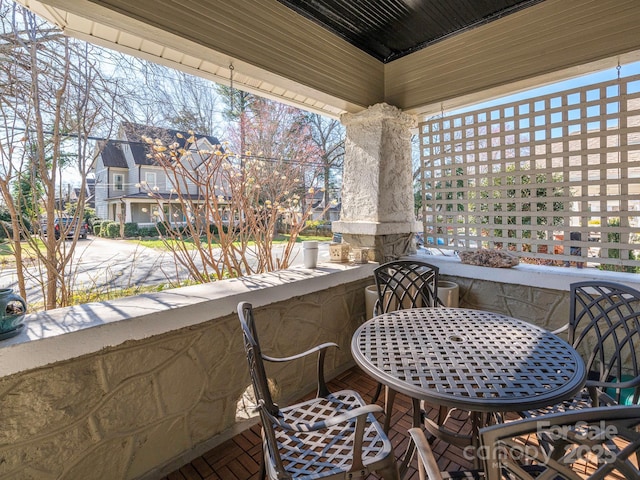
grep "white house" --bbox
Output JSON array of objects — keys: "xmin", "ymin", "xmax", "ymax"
[{"xmin": 91, "ymin": 122, "xmax": 222, "ymax": 226}]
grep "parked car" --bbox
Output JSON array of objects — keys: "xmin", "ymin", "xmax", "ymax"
[{"xmin": 43, "ymin": 218, "xmax": 88, "ymax": 240}]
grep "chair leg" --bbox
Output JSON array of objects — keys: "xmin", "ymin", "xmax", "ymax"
[
  {"xmin": 437, "ymin": 405, "xmax": 448, "ymax": 424},
  {"xmin": 259, "ymin": 450, "xmax": 266, "ymax": 480},
  {"xmin": 372, "ymin": 382, "xmax": 383, "ymax": 403},
  {"xmin": 378, "ymin": 462, "xmax": 401, "ymax": 480}
]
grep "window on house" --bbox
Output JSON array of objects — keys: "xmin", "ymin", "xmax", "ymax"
[
  {"xmin": 145, "ymin": 172, "xmax": 157, "ymax": 188},
  {"xmin": 114, "ymin": 174, "xmax": 123, "ymax": 191}
]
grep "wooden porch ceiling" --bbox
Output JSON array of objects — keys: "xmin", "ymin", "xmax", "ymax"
[{"xmin": 14, "ymin": 0, "xmax": 640, "ymax": 118}]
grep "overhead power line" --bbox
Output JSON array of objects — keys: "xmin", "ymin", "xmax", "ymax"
[{"xmin": 7, "ymin": 127, "xmax": 342, "ymax": 169}]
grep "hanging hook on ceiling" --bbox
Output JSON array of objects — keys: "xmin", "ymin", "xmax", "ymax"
[{"xmin": 229, "ymin": 63, "xmax": 235, "ymax": 114}]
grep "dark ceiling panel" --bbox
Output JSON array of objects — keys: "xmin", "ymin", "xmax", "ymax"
[{"xmin": 277, "ymin": 0, "xmax": 545, "ymax": 63}]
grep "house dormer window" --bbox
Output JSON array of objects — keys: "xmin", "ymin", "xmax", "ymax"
[{"xmin": 114, "ymin": 173, "xmax": 124, "ymax": 191}]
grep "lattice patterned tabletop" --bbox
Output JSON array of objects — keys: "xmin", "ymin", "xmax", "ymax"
[{"xmin": 351, "ymin": 308, "xmax": 587, "ymax": 412}]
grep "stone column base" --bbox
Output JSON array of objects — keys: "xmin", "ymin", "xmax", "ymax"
[
  {"xmin": 341, "ymin": 232, "xmax": 416, "ymax": 263},
  {"xmin": 333, "ymin": 220, "xmax": 419, "ymax": 263}
]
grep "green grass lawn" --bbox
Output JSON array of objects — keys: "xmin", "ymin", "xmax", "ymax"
[
  {"xmin": 0, "ymin": 239, "xmax": 45, "ymax": 265},
  {"xmin": 134, "ymin": 234, "xmax": 332, "ymax": 250}
]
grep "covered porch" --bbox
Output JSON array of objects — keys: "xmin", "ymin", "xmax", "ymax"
[
  {"xmin": 5, "ymin": 1, "xmax": 640, "ymax": 479},
  {"xmin": 16, "ymin": 0, "xmax": 640, "ymax": 261}
]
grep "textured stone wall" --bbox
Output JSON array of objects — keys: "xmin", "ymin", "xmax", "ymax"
[
  {"xmin": 343, "ymin": 232, "xmax": 416, "ymax": 263},
  {"xmin": 0, "ymin": 274, "xmax": 580, "ymax": 479},
  {"xmin": 339, "ymin": 103, "xmax": 415, "ymax": 225},
  {"xmin": 444, "ymin": 274, "xmax": 570, "ymax": 332},
  {"xmin": 0, "ymin": 278, "xmax": 371, "ymax": 480}
]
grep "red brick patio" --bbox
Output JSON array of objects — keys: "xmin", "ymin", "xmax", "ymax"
[{"xmin": 161, "ymin": 365, "xmax": 475, "ymax": 480}]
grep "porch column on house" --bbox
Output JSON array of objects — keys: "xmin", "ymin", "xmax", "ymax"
[
  {"xmin": 124, "ymin": 200, "xmax": 132, "ymax": 223},
  {"xmin": 333, "ymin": 103, "xmax": 418, "ymax": 262}
]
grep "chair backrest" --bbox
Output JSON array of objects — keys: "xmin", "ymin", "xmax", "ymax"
[
  {"xmin": 569, "ymin": 281, "xmax": 640, "ymax": 404},
  {"xmin": 373, "ymin": 260, "xmax": 439, "ymax": 314},
  {"xmin": 237, "ymin": 301, "xmax": 279, "ymax": 416},
  {"xmin": 479, "ymin": 405, "xmax": 640, "ymax": 480}
]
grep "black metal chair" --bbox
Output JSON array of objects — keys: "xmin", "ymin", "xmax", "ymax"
[
  {"xmin": 373, "ymin": 260, "xmax": 440, "ymax": 316},
  {"xmin": 410, "ymin": 405, "xmax": 640, "ymax": 480},
  {"xmin": 523, "ymin": 281, "xmax": 640, "ymax": 418},
  {"xmin": 237, "ymin": 302, "xmax": 399, "ymax": 480},
  {"xmin": 371, "ymin": 260, "xmax": 441, "ymax": 432}
]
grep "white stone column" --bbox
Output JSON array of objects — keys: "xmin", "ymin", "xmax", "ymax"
[
  {"xmin": 124, "ymin": 200, "xmax": 132, "ymax": 223},
  {"xmin": 333, "ymin": 103, "xmax": 418, "ymax": 262}
]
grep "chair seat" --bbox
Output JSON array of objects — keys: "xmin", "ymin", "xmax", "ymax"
[
  {"xmin": 441, "ymin": 464, "xmax": 546, "ymax": 479},
  {"xmin": 439, "ymin": 464, "xmax": 546, "ymax": 479},
  {"xmin": 272, "ymin": 389, "xmax": 393, "ymax": 479},
  {"xmin": 521, "ymin": 389, "xmax": 593, "ymax": 417}
]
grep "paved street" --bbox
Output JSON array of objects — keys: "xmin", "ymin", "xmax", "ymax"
[{"xmin": 0, "ymin": 237, "xmax": 332, "ymax": 306}]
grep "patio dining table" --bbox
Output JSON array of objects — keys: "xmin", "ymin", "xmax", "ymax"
[{"xmin": 351, "ymin": 307, "xmax": 587, "ymax": 471}]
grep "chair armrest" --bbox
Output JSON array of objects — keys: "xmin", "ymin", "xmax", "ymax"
[
  {"xmin": 262, "ymin": 342, "xmax": 339, "ymax": 363},
  {"xmin": 262, "ymin": 402, "xmax": 384, "ymax": 432},
  {"xmin": 409, "ymin": 427, "xmax": 444, "ymax": 480},
  {"xmin": 551, "ymin": 323, "xmax": 569, "ymax": 335},
  {"xmin": 262, "ymin": 342, "xmax": 339, "ymax": 397},
  {"xmin": 586, "ymin": 374, "xmax": 640, "ymax": 390}
]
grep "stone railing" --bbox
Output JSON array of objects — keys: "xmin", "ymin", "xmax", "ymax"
[
  {"xmin": 425, "ymin": 253, "xmax": 640, "ymax": 332},
  {"xmin": 0, "ymin": 264, "xmax": 374, "ymax": 480},
  {"xmin": 2, "ymin": 256, "xmax": 639, "ymax": 479}
]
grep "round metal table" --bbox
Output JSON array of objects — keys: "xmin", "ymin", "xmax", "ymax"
[{"xmin": 351, "ymin": 307, "xmax": 587, "ymax": 468}]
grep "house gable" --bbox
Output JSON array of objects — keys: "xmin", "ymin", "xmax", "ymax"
[{"xmin": 120, "ymin": 122, "xmax": 221, "ymax": 167}]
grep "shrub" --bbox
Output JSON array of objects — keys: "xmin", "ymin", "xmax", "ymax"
[
  {"xmin": 598, "ymin": 218, "xmax": 640, "ymax": 273},
  {"xmin": 96, "ymin": 220, "xmax": 112, "ymax": 237},
  {"xmin": 137, "ymin": 227, "xmax": 157, "ymax": 238},
  {"xmin": 155, "ymin": 222, "xmax": 168, "ymax": 236},
  {"xmin": 124, "ymin": 222, "xmax": 138, "ymax": 238},
  {"xmin": 102, "ymin": 222, "xmax": 120, "ymax": 238},
  {"xmin": 0, "ymin": 221, "xmax": 12, "ymax": 239}
]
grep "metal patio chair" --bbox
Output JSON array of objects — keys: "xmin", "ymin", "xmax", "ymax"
[
  {"xmin": 523, "ymin": 281, "xmax": 640, "ymax": 419},
  {"xmin": 373, "ymin": 260, "xmax": 440, "ymax": 316},
  {"xmin": 410, "ymin": 405, "xmax": 640, "ymax": 480},
  {"xmin": 237, "ymin": 302, "xmax": 399, "ymax": 480},
  {"xmin": 371, "ymin": 260, "xmax": 441, "ymax": 432}
]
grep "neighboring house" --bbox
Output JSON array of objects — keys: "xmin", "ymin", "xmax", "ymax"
[
  {"xmin": 73, "ymin": 177, "xmax": 96, "ymax": 210},
  {"xmin": 307, "ymin": 190, "xmax": 341, "ymax": 222},
  {"xmin": 91, "ymin": 122, "xmax": 222, "ymax": 226}
]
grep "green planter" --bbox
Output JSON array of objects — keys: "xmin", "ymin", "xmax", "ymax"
[{"xmin": 0, "ymin": 288, "xmax": 26, "ymax": 339}]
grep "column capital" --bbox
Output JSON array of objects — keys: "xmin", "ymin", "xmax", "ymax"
[{"xmin": 340, "ymin": 103, "xmax": 416, "ymax": 129}]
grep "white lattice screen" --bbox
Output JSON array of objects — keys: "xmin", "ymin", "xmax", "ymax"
[{"xmin": 420, "ymin": 72, "xmax": 640, "ymax": 268}]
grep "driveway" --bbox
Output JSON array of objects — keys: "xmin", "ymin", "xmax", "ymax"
[{"xmin": 2, "ymin": 237, "xmax": 332, "ymax": 306}]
